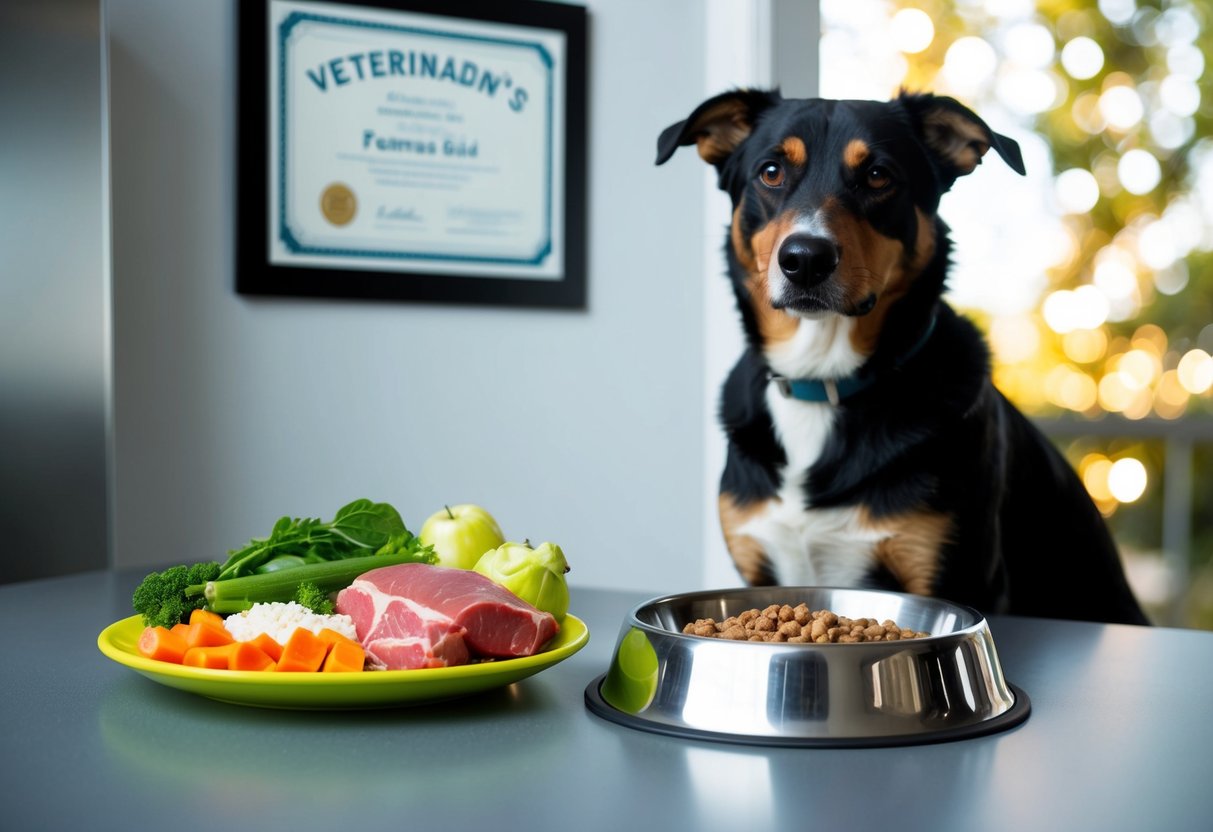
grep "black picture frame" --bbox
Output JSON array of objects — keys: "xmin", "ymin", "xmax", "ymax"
[{"xmin": 236, "ymin": 0, "xmax": 588, "ymax": 308}]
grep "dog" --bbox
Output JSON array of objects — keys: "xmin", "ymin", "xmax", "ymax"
[{"xmin": 657, "ymin": 89, "xmax": 1149, "ymax": 625}]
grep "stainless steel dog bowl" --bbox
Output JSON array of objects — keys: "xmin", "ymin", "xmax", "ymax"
[{"xmin": 585, "ymin": 587, "xmax": 1029, "ymax": 747}]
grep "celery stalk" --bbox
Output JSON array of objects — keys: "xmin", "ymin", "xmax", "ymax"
[{"xmin": 188, "ymin": 551, "xmax": 424, "ymax": 614}]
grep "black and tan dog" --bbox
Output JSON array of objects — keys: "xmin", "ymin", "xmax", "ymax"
[{"xmin": 657, "ymin": 89, "xmax": 1148, "ymax": 625}]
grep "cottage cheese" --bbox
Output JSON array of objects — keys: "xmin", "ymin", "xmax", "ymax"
[{"xmin": 222, "ymin": 601, "xmax": 358, "ymax": 645}]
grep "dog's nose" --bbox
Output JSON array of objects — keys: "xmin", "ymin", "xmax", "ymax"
[{"xmin": 777, "ymin": 235, "xmax": 839, "ymax": 287}]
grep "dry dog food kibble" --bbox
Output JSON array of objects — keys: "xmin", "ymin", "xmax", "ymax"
[{"xmin": 683, "ymin": 604, "xmax": 930, "ymax": 643}]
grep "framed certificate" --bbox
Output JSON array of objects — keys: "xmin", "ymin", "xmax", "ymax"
[{"xmin": 236, "ymin": 0, "xmax": 587, "ymax": 307}]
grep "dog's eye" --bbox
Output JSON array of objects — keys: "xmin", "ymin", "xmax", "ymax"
[
  {"xmin": 865, "ymin": 166, "xmax": 892, "ymax": 190},
  {"xmin": 759, "ymin": 161, "xmax": 786, "ymax": 188}
]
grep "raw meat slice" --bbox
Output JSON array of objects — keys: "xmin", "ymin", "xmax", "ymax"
[
  {"xmin": 338, "ymin": 563, "xmax": 559, "ymax": 661},
  {"xmin": 335, "ymin": 580, "xmax": 469, "ymax": 670}
]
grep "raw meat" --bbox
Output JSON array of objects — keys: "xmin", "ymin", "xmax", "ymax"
[
  {"xmin": 334, "ymin": 581, "xmax": 469, "ymax": 670},
  {"xmin": 336, "ymin": 563, "xmax": 559, "ymax": 667}
]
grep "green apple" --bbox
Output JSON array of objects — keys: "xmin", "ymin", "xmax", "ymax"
[
  {"xmin": 419, "ymin": 504, "xmax": 506, "ymax": 570},
  {"xmin": 474, "ymin": 540, "xmax": 570, "ymax": 621}
]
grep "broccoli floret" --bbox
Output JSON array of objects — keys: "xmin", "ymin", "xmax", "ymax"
[
  {"xmin": 132, "ymin": 562, "xmax": 222, "ymax": 628},
  {"xmin": 294, "ymin": 581, "xmax": 335, "ymax": 615}
]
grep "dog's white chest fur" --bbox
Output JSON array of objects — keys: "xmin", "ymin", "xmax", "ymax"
[{"xmin": 736, "ymin": 318, "xmax": 885, "ymax": 585}]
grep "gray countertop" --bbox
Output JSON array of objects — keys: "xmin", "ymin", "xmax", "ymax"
[{"xmin": 3, "ymin": 568, "xmax": 1212, "ymax": 831}]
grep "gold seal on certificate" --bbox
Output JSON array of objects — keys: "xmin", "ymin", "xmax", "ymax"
[{"xmin": 319, "ymin": 183, "xmax": 357, "ymax": 226}]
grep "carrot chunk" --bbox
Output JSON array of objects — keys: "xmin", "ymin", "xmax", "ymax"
[
  {"xmin": 249, "ymin": 632, "xmax": 283, "ymax": 662},
  {"xmin": 138, "ymin": 626, "xmax": 188, "ymax": 664},
  {"xmin": 275, "ymin": 627, "xmax": 328, "ymax": 672},
  {"xmin": 321, "ymin": 640, "xmax": 366, "ymax": 673},
  {"xmin": 170, "ymin": 622, "xmax": 190, "ymax": 639},
  {"xmin": 183, "ymin": 644, "xmax": 236, "ymax": 669},
  {"xmin": 185, "ymin": 620, "xmax": 234, "ymax": 649},
  {"xmin": 189, "ymin": 609, "xmax": 226, "ymax": 629},
  {"xmin": 229, "ymin": 642, "xmax": 276, "ymax": 672},
  {"xmin": 317, "ymin": 628, "xmax": 358, "ymax": 648}
]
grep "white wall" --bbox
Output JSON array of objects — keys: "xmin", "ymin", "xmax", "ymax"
[{"xmin": 105, "ymin": 0, "xmax": 711, "ymax": 594}]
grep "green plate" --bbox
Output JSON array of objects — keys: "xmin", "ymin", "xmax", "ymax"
[{"xmin": 97, "ymin": 614, "xmax": 589, "ymax": 710}]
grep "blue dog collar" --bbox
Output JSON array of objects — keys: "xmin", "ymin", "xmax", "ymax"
[
  {"xmin": 771, "ymin": 374, "xmax": 867, "ymax": 405},
  {"xmin": 770, "ymin": 313, "xmax": 938, "ymax": 406}
]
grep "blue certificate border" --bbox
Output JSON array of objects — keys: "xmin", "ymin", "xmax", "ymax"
[{"xmin": 276, "ymin": 10, "xmax": 555, "ymax": 266}]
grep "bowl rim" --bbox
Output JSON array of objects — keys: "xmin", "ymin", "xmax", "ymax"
[
  {"xmin": 585, "ymin": 676, "xmax": 1032, "ymax": 748},
  {"xmin": 624, "ymin": 585, "xmax": 990, "ymax": 647}
]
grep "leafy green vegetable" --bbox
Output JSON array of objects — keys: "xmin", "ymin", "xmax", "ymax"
[
  {"xmin": 189, "ymin": 550, "xmax": 436, "ymax": 614},
  {"xmin": 132, "ymin": 562, "xmax": 222, "ymax": 628},
  {"xmin": 130, "ymin": 500, "xmax": 434, "ymax": 622},
  {"xmin": 294, "ymin": 581, "xmax": 335, "ymax": 615},
  {"xmin": 375, "ymin": 532, "xmax": 431, "ymax": 557},
  {"xmin": 215, "ymin": 499, "xmax": 427, "ymax": 580},
  {"xmin": 255, "ymin": 555, "xmax": 308, "ymax": 574}
]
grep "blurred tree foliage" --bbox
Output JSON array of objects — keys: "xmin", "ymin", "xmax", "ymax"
[{"xmin": 866, "ymin": 0, "xmax": 1213, "ymax": 625}]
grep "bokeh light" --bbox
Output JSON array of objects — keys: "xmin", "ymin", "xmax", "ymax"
[
  {"xmin": 1108, "ymin": 458, "xmax": 1148, "ymax": 503},
  {"xmin": 1063, "ymin": 328, "xmax": 1108, "ymax": 364},
  {"xmin": 989, "ymin": 315, "xmax": 1041, "ymax": 363},
  {"xmin": 1070, "ymin": 92, "xmax": 1106, "ymax": 134},
  {"xmin": 1155, "ymin": 369, "xmax": 1190, "ymax": 418},
  {"xmin": 1004, "ymin": 22, "xmax": 1055, "ymax": 67},
  {"xmin": 1155, "ymin": 6, "xmax": 1201, "ymax": 47},
  {"xmin": 891, "ymin": 8, "xmax": 935, "ymax": 53},
  {"xmin": 1148, "ymin": 110, "xmax": 1195, "ymax": 150},
  {"xmin": 1167, "ymin": 43, "xmax": 1204, "ymax": 79},
  {"xmin": 1099, "ymin": 85, "xmax": 1144, "ymax": 130},
  {"xmin": 1154, "ymin": 261, "xmax": 1189, "ymax": 296},
  {"xmin": 1177, "ymin": 349, "xmax": 1213, "ymax": 395},
  {"xmin": 1160, "ymin": 76, "xmax": 1201, "ymax": 118},
  {"xmin": 1118, "ymin": 348, "xmax": 1161, "ymax": 389},
  {"xmin": 997, "ymin": 69, "xmax": 1063, "ymax": 114},
  {"xmin": 1060, "ymin": 36, "xmax": 1104, "ymax": 79},
  {"xmin": 1097, "ymin": 0, "xmax": 1136, "ymax": 27},
  {"xmin": 942, "ymin": 36, "xmax": 998, "ymax": 94},
  {"xmin": 1093, "ymin": 251, "xmax": 1138, "ymax": 300},
  {"xmin": 1118, "ymin": 149, "xmax": 1161, "ymax": 195},
  {"xmin": 1055, "ymin": 168, "xmax": 1100, "ymax": 213},
  {"xmin": 1137, "ymin": 220, "xmax": 1177, "ymax": 270},
  {"xmin": 1081, "ymin": 454, "xmax": 1114, "ymax": 501}
]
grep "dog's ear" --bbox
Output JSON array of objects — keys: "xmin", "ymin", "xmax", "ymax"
[
  {"xmin": 656, "ymin": 89, "xmax": 781, "ymax": 168},
  {"xmin": 898, "ymin": 91, "xmax": 1025, "ymax": 188}
]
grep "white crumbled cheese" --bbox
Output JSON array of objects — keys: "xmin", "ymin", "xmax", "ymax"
[{"xmin": 222, "ymin": 601, "xmax": 358, "ymax": 645}]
